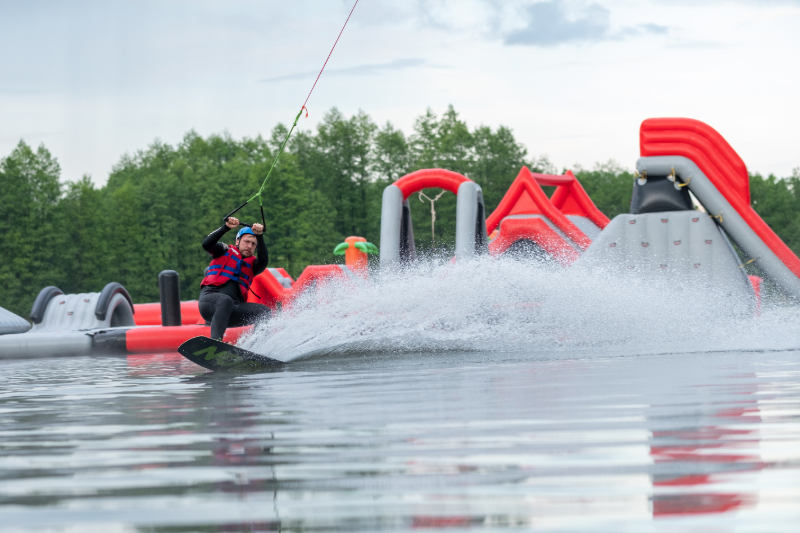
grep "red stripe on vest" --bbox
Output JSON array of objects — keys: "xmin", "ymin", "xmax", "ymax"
[{"xmin": 201, "ymin": 246, "xmax": 257, "ymax": 297}]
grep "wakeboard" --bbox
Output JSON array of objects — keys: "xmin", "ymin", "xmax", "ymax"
[{"xmin": 178, "ymin": 336, "xmax": 283, "ymax": 372}]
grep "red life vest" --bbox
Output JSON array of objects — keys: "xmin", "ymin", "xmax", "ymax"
[{"xmin": 201, "ymin": 245, "xmax": 257, "ymax": 297}]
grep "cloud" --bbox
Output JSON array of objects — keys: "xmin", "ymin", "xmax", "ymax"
[
  {"xmin": 504, "ymin": 1, "xmax": 611, "ymax": 46},
  {"xmin": 637, "ymin": 23, "xmax": 668, "ymax": 35},
  {"xmin": 259, "ymin": 58, "xmax": 428, "ymax": 83},
  {"xmin": 0, "ymin": 131, "xmax": 63, "ymax": 144},
  {"xmin": 502, "ymin": 1, "xmax": 668, "ymax": 46},
  {"xmin": 666, "ymin": 40, "xmax": 728, "ymax": 49}
]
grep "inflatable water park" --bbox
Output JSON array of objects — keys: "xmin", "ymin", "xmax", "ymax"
[{"xmin": 0, "ymin": 117, "xmax": 795, "ymax": 363}]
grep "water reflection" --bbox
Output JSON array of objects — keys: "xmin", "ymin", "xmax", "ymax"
[
  {"xmin": 127, "ymin": 353, "xmax": 202, "ymax": 378},
  {"xmin": 0, "ymin": 350, "xmax": 797, "ymax": 532},
  {"xmin": 649, "ymin": 374, "xmax": 763, "ymax": 518}
]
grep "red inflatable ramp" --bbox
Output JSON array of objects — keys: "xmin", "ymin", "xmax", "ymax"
[
  {"xmin": 486, "ymin": 167, "xmax": 608, "ymax": 262},
  {"xmin": 488, "ymin": 217, "xmax": 580, "ymax": 265}
]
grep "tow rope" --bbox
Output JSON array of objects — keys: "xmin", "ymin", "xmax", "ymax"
[{"xmin": 223, "ymin": 0, "xmax": 360, "ymax": 227}]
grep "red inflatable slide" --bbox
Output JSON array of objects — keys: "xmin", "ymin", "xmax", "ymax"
[{"xmin": 640, "ymin": 118, "xmax": 800, "ymax": 283}]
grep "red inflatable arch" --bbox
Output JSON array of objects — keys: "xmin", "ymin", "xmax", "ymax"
[{"xmin": 392, "ymin": 169, "xmax": 472, "ymax": 199}]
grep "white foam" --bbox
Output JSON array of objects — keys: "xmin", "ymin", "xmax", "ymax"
[{"xmin": 238, "ymin": 256, "xmax": 800, "ymax": 362}]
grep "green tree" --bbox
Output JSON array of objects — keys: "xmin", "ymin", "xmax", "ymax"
[
  {"xmin": 750, "ymin": 171, "xmax": 800, "ymax": 253},
  {"xmin": 470, "ymin": 124, "xmax": 532, "ymax": 212},
  {"xmin": 293, "ymin": 109, "xmax": 378, "ymax": 241},
  {"xmin": 54, "ymin": 176, "xmax": 106, "ymax": 295},
  {"xmin": 255, "ymin": 145, "xmax": 339, "ymax": 274},
  {"xmin": 572, "ymin": 161, "xmax": 635, "ymax": 219},
  {"xmin": 11, "ymin": 106, "xmax": 799, "ymax": 316},
  {"xmin": 0, "ymin": 141, "xmax": 62, "ymax": 316},
  {"xmin": 373, "ymin": 122, "xmax": 412, "ymax": 182},
  {"xmin": 402, "ymin": 106, "xmax": 539, "ymax": 253},
  {"xmin": 97, "ymin": 129, "xmax": 342, "ymax": 301}
]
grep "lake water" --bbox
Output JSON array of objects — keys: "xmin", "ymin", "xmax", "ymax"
[
  {"xmin": 2, "ymin": 260, "xmax": 800, "ymax": 531},
  {"xmin": 1, "ymin": 347, "xmax": 799, "ymax": 532}
]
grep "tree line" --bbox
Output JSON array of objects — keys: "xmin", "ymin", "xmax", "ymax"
[{"xmin": 1, "ymin": 106, "xmax": 798, "ymax": 317}]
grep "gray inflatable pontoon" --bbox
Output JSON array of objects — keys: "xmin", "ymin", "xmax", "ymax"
[
  {"xmin": 0, "ymin": 306, "xmax": 31, "ymax": 336},
  {"xmin": 0, "ymin": 283, "xmax": 136, "ymax": 359}
]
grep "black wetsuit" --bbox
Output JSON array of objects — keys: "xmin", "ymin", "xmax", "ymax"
[{"xmin": 198, "ymin": 226, "xmax": 270, "ymax": 340}]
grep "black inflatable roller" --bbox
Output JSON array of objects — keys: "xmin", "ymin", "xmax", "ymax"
[{"xmin": 158, "ymin": 270, "xmax": 182, "ymax": 327}]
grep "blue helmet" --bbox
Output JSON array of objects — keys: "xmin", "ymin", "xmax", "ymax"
[{"xmin": 236, "ymin": 227, "xmax": 256, "ymax": 241}]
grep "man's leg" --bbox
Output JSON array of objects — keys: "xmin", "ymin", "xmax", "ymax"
[
  {"xmin": 227, "ymin": 302, "xmax": 271, "ymax": 329},
  {"xmin": 198, "ymin": 293, "xmax": 236, "ymax": 340}
]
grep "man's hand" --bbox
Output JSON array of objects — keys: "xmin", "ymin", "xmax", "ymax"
[
  {"xmin": 226, "ymin": 217, "xmax": 239, "ymax": 229},
  {"xmin": 251, "ymin": 223, "xmax": 264, "ymax": 235}
]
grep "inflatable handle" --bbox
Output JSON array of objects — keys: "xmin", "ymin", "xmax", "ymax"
[
  {"xmin": 95, "ymin": 282, "xmax": 134, "ymax": 321},
  {"xmin": 29, "ymin": 286, "xmax": 64, "ymax": 324}
]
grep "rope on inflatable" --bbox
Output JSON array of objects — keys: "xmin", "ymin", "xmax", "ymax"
[
  {"xmin": 418, "ymin": 190, "xmax": 447, "ymax": 245},
  {"xmin": 225, "ymin": 0, "xmax": 360, "ymax": 226},
  {"xmin": 739, "ymin": 256, "xmax": 759, "ymax": 269}
]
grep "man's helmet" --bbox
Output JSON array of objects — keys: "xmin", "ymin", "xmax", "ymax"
[{"xmin": 236, "ymin": 227, "xmax": 256, "ymax": 241}]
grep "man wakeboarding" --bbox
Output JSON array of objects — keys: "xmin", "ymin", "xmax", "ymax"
[{"xmin": 198, "ymin": 217, "xmax": 270, "ymax": 340}]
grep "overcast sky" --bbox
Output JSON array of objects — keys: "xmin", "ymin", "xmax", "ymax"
[{"xmin": 1, "ymin": 0, "xmax": 798, "ymax": 184}]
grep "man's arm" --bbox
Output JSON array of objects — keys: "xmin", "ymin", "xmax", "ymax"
[
  {"xmin": 202, "ymin": 226, "xmax": 231, "ymax": 258},
  {"xmin": 253, "ymin": 234, "xmax": 269, "ymax": 275},
  {"xmin": 250, "ymin": 223, "xmax": 269, "ymax": 275}
]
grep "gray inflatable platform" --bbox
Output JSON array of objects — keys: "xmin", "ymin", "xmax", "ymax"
[
  {"xmin": 566, "ymin": 215, "xmax": 602, "ymax": 240},
  {"xmin": 576, "ymin": 210, "xmax": 755, "ymax": 304},
  {"xmin": 638, "ymin": 156, "xmax": 800, "ymax": 300},
  {"xmin": 0, "ymin": 283, "xmax": 136, "ymax": 359},
  {"xmin": 0, "ymin": 306, "xmax": 31, "ymax": 335}
]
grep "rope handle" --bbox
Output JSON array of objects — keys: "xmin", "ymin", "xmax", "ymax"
[
  {"xmin": 222, "ymin": 201, "xmax": 249, "ymax": 225},
  {"xmin": 223, "ymin": 203, "xmax": 263, "ymax": 230}
]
